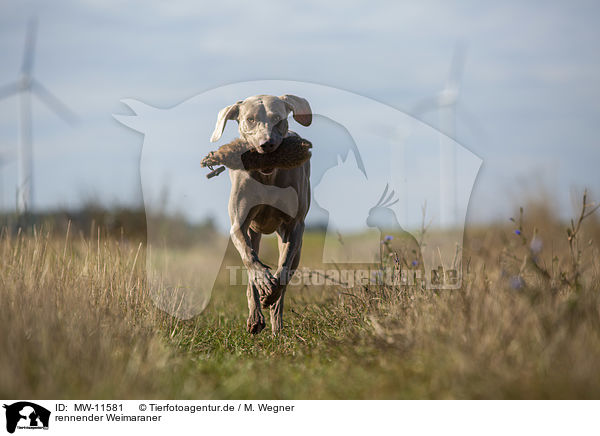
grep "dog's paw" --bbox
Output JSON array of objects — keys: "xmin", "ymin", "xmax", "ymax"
[
  {"xmin": 246, "ymin": 312, "xmax": 266, "ymax": 335},
  {"xmin": 250, "ymin": 267, "xmax": 278, "ymax": 299},
  {"xmin": 260, "ymin": 278, "xmax": 283, "ymax": 309},
  {"xmin": 260, "ymin": 290, "xmax": 282, "ymax": 309}
]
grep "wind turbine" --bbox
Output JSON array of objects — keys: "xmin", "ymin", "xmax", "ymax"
[
  {"xmin": 0, "ymin": 17, "xmax": 77, "ymax": 215},
  {"xmin": 413, "ymin": 43, "xmax": 467, "ymax": 228}
]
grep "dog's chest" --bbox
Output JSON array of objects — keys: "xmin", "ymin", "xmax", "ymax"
[
  {"xmin": 249, "ymin": 204, "xmax": 293, "ymax": 234},
  {"xmin": 230, "ymin": 165, "xmax": 309, "ymax": 234}
]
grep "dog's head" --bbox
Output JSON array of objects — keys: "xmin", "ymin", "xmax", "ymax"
[{"xmin": 210, "ymin": 94, "xmax": 312, "ymax": 154}]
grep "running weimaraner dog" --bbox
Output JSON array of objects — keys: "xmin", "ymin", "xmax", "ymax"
[{"xmin": 210, "ymin": 94, "xmax": 312, "ymax": 335}]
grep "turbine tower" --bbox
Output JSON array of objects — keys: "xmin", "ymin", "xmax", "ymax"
[
  {"xmin": 413, "ymin": 43, "xmax": 467, "ymax": 228},
  {"xmin": 0, "ymin": 17, "xmax": 76, "ymax": 215},
  {"xmin": 0, "ymin": 148, "xmax": 15, "ymax": 211}
]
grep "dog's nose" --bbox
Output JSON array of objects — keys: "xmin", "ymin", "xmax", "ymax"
[{"xmin": 260, "ymin": 140, "xmax": 276, "ymax": 152}]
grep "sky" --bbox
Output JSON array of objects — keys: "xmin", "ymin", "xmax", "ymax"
[{"xmin": 0, "ymin": 0, "xmax": 599, "ymax": 228}]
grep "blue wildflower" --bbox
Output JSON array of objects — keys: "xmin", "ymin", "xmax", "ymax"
[
  {"xmin": 384, "ymin": 235, "xmax": 393, "ymax": 241},
  {"xmin": 515, "ymin": 229, "xmax": 521, "ymax": 235},
  {"xmin": 412, "ymin": 260, "xmax": 418, "ymax": 267}
]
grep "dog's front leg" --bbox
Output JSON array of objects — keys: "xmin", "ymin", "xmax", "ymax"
[
  {"xmin": 230, "ymin": 222, "xmax": 276, "ymax": 334},
  {"xmin": 230, "ymin": 223, "xmax": 278, "ymax": 296}
]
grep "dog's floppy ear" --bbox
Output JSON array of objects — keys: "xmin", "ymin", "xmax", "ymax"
[
  {"xmin": 279, "ymin": 94, "xmax": 312, "ymax": 127},
  {"xmin": 210, "ymin": 101, "xmax": 241, "ymax": 142}
]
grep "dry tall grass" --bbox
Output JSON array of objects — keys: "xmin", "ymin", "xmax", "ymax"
[
  {"xmin": 1, "ymin": 193, "xmax": 599, "ymax": 399},
  {"xmin": 0, "ymin": 226, "xmax": 181, "ymax": 398}
]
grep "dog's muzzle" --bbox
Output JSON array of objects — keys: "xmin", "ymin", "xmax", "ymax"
[{"xmin": 258, "ymin": 136, "xmax": 282, "ymax": 154}]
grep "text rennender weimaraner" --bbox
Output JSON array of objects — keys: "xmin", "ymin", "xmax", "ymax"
[{"xmin": 210, "ymin": 94, "xmax": 312, "ymax": 335}]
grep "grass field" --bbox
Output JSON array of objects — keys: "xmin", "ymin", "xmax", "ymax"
[{"xmin": 1, "ymin": 194, "xmax": 600, "ymax": 399}]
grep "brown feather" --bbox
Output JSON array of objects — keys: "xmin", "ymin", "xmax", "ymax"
[{"xmin": 201, "ymin": 136, "xmax": 312, "ymax": 173}]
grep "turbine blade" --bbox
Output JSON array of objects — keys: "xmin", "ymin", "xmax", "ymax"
[
  {"xmin": 446, "ymin": 42, "xmax": 467, "ymax": 93},
  {"xmin": 0, "ymin": 82, "xmax": 20, "ymax": 99},
  {"xmin": 21, "ymin": 17, "xmax": 38, "ymax": 75},
  {"xmin": 32, "ymin": 80, "xmax": 78, "ymax": 125},
  {"xmin": 411, "ymin": 95, "xmax": 440, "ymax": 116},
  {"xmin": 413, "ymin": 42, "xmax": 468, "ymax": 118}
]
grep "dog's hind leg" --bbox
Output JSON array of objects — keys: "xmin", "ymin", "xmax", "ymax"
[
  {"xmin": 262, "ymin": 221, "xmax": 304, "ymax": 307},
  {"xmin": 267, "ymin": 222, "xmax": 304, "ymax": 334},
  {"xmin": 246, "ymin": 229, "xmax": 266, "ymax": 334}
]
